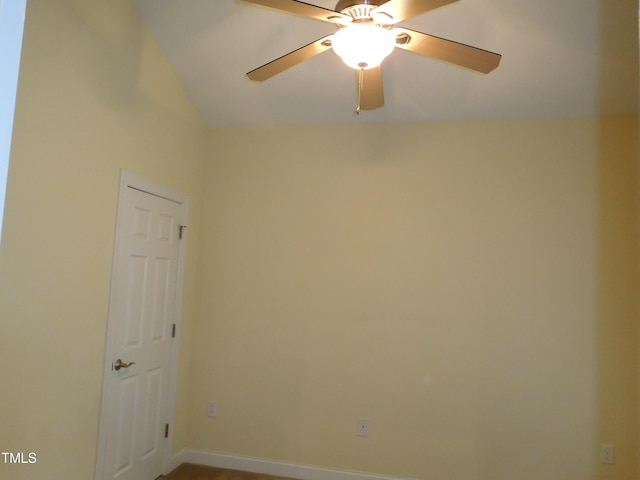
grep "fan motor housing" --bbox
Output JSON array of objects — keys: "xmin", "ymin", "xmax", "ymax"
[{"xmin": 335, "ymin": 0, "xmax": 385, "ymax": 14}]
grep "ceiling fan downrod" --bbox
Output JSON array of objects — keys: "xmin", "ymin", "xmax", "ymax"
[{"xmin": 355, "ymin": 67, "xmax": 365, "ymax": 115}]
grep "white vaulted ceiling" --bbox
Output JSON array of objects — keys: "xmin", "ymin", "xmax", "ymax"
[{"xmin": 134, "ymin": 0, "xmax": 638, "ymax": 126}]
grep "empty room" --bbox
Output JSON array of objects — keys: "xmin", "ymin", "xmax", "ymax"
[{"xmin": 0, "ymin": 1, "xmax": 638, "ymax": 480}]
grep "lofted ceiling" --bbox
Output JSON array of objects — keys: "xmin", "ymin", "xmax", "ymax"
[{"xmin": 133, "ymin": 0, "xmax": 638, "ymax": 126}]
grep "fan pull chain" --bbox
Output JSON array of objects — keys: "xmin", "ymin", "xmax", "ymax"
[{"xmin": 355, "ymin": 67, "xmax": 365, "ymax": 115}]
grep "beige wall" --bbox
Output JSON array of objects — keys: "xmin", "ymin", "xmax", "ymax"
[
  {"xmin": 194, "ymin": 117, "xmax": 639, "ymax": 480},
  {"xmin": 0, "ymin": 1, "xmax": 206, "ymax": 479},
  {"xmin": 596, "ymin": 116, "xmax": 640, "ymax": 480}
]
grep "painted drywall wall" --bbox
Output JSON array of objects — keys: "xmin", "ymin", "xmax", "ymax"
[
  {"xmin": 596, "ymin": 116, "xmax": 640, "ymax": 480},
  {"xmin": 0, "ymin": 1, "xmax": 206, "ymax": 479},
  {"xmin": 193, "ymin": 116, "xmax": 639, "ymax": 480}
]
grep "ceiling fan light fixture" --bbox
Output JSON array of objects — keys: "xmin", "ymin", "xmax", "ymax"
[{"xmin": 331, "ymin": 24, "xmax": 395, "ymax": 70}]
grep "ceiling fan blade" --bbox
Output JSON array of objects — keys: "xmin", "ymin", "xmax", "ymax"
[
  {"xmin": 371, "ymin": 0, "xmax": 459, "ymax": 24},
  {"xmin": 358, "ymin": 66, "xmax": 384, "ymax": 110},
  {"xmin": 247, "ymin": 35, "xmax": 334, "ymax": 81},
  {"xmin": 392, "ymin": 27, "xmax": 501, "ymax": 73},
  {"xmin": 241, "ymin": 0, "xmax": 351, "ymax": 24}
]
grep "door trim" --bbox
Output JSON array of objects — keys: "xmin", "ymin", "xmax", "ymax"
[{"xmin": 94, "ymin": 170, "xmax": 189, "ymax": 480}]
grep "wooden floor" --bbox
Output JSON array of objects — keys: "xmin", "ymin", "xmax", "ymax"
[{"xmin": 161, "ymin": 464, "xmax": 299, "ymax": 480}]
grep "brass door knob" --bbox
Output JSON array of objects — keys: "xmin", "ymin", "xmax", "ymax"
[{"xmin": 114, "ymin": 359, "xmax": 136, "ymax": 371}]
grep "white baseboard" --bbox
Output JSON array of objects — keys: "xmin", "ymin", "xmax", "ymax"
[{"xmin": 169, "ymin": 449, "xmax": 414, "ymax": 480}]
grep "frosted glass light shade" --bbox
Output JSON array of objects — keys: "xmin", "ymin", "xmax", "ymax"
[{"xmin": 332, "ymin": 24, "xmax": 395, "ymax": 70}]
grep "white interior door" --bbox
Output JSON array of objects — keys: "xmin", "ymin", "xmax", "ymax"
[{"xmin": 97, "ymin": 172, "xmax": 187, "ymax": 480}]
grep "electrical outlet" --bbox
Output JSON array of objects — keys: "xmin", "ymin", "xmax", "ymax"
[
  {"xmin": 357, "ymin": 418, "xmax": 369, "ymax": 437},
  {"xmin": 207, "ymin": 400, "xmax": 218, "ymax": 418},
  {"xmin": 600, "ymin": 444, "xmax": 614, "ymax": 465}
]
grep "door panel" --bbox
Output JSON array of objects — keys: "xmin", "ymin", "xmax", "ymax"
[{"xmin": 100, "ymin": 181, "xmax": 184, "ymax": 480}]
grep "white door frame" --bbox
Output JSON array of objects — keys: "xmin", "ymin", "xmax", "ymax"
[{"xmin": 95, "ymin": 170, "xmax": 188, "ymax": 480}]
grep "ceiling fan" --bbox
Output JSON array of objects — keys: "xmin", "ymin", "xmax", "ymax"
[{"xmin": 242, "ymin": 0, "xmax": 502, "ymax": 113}]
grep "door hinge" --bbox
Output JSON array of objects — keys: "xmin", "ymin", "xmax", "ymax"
[
  {"xmin": 178, "ymin": 225, "xmax": 187, "ymax": 240},
  {"xmin": 172, "ymin": 323, "xmax": 176, "ymax": 338},
  {"xmin": 165, "ymin": 423, "xmax": 169, "ymax": 438}
]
